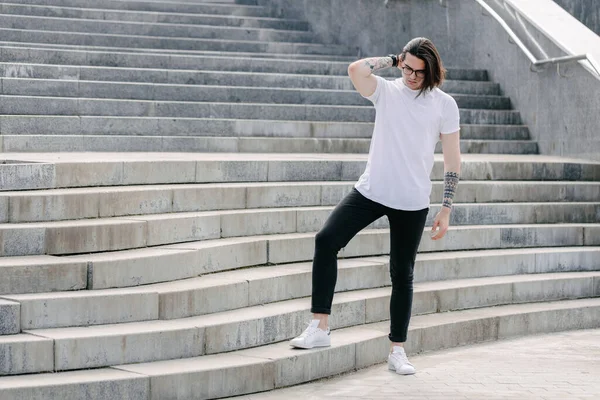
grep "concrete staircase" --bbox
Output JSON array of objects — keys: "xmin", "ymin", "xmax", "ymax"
[{"xmin": 0, "ymin": 0, "xmax": 599, "ymax": 399}]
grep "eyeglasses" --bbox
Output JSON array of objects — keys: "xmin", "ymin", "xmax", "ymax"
[{"xmin": 401, "ymin": 65, "xmax": 426, "ymax": 79}]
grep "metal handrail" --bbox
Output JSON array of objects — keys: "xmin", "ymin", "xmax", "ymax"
[{"xmin": 473, "ymin": 0, "xmax": 600, "ymax": 77}]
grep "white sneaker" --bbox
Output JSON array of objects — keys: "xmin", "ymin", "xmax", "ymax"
[
  {"xmin": 289, "ymin": 320, "xmax": 331, "ymax": 349},
  {"xmin": 388, "ymin": 346, "xmax": 416, "ymax": 375}
]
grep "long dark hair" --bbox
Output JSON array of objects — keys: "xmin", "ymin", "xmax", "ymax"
[{"xmin": 400, "ymin": 37, "xmax": 446, "ymax": 97}]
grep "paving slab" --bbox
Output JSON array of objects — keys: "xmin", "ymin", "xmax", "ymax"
[{"xmin": 244, "ymin": 329, "xmax": 600, "ymax": 400}]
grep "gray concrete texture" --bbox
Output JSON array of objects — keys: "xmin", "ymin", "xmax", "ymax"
[
  {"xmin": 0, "ymin": 14, "xmax": 316, "ymax": 43},
  {"xmin": 0, "ymin": 272, "xmax": 597, "ymax": 373},
  {"xmin": 0, "ymin": 3, "xmax": 310, "ymax": 30},
  {"xmin": 3, "ymin": 180, "xmax": 598, "ymax": 223},
  {"xmin": 3, "ymin": 253, "xmax": 598, "ymax": 329},
  {"xmin": 0, "ymin": 28, "xmax": 355, "ymax": 55},
  {"xmin": 554, "ymin": 0, "xmax": 600, "ymax": 35},
  {"xmin": 13, "ymin": 0, "xmax": 271, "ymax": 17},
  {"xmin": 246, "ymin": 329, "xmax": 600, "ymax": 400},
  {"xmin": 259, "ymin": 0, "xmax": 600, "ymax": 161},
  {"xmin": 0, "ymin": 115, "xmax": 528, "ymax": 139},
  {"xmin": 0, "ymin": 201, "xmax": 598, "ymax": 256},
  {"xmin": 0, "ymin": 135, "xmax": 539, "ymax": 154},
  {"xmin": 0, "ymin": 63, "xmax": 500, "ymax": 93},
  {"xmin": 0, "ymin": 96, "xmax": 521, "ymax": 123},
  {"xmin": 0, "ymin": 78, "xmax": 511, "ymax": 109},
  {"xmin": 1, "ymin": 299, "xmax": 598, "ymax": 398}
]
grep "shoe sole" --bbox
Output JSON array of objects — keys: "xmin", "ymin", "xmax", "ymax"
[
  {"xmin": 388, "ymin": 362, "xmax": 416, "ymax": 375},
  {"xmin": 290, "ymin": 341, "xmax": 331, "ymax": 349}
]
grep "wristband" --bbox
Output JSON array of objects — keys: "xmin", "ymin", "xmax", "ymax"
[{"xmin": 388, "ymin": 54, "xmax": 398, "ymax": 67}]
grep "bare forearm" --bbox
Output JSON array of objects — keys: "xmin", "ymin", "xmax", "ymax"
[{"xmin": 348, "ymin": 56, "xmax": 395, "ymax": 77}]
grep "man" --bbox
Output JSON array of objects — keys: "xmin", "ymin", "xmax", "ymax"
[{"xmin": 289, "ymin": 37, "xmax": 462, "ymax": 375}]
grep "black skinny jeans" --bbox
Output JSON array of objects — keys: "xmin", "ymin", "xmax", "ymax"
[{"xmin": 311, "ymin": 188, "xmax": 429, "ymax": 343}]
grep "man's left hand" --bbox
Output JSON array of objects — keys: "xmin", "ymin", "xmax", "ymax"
[{"xmin": 430, "ymin": 208, "xmax": 451, "ymax": 240}]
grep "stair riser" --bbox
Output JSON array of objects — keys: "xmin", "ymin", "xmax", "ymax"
[
  {"xmin": 5, "ymin": 250, "xmax": 599, "ymax": 329},
  {"xmin": 0, "ymin": 42, "xmax": 356, "ymax": 63},
  {"xmin": 0, "ymin": 135, "xmax": 539, "ymax": 155},
  {"xmin": 79, "ymin": 225, "xmax": 599, "ymax": 289},
  {"xmin": 5, "ymin": 305, "xmax": 596, "ymax": 399},
  {"xmin": 0, "ymin": 369, "xmax": 149, "ymax": 400},
  {"xmin": 1, "ymin": 158, "xmax": 598, "ymax": 194},
  {"xmin": 0, "ymin": 116, "xmax": 529, "ymax": 140},
  {"xmin": 0, "ymin": 4, "xmax": 310, "ymax": 30},
  {"xmin": 0, "ymin": 79, "xmax": 511, "ymax": 109},
  {"xmin": 9, "ymin": 278, "xmax": 598, "ymax": 373},
  {"xmin": 1, "ymin": 158, "xmax": 598, "ymax": 193},
  {"xmin": 0, "ymin": 47, "xmax": 486, "ymax": 79},
  {"xmin": 0, "ymin": 203, "xmax": 598, "ymax": 256},
  {"xmin": 0, "ymin": 300, "xmax": 19, "ymax": 334},
  {"xmin": 0, "ymin": 97, "xmax": 522, "ymax": 124},
  {"xmin": 0, "ymin": 29, "xmax": 355, "ymax": 56},
  {"xmin": 12, "ymin": 0, "xmax": 271, "ymax": 17},
  {"xmin": 0, "ymin": 16, "xmax": 316, "ymax": 43},
  {"xmin": 3, "ymin": 181, "xmax": 599, "ymax": 223},
  {"xmin": 1, "ymin": 65, "xmax": 499, "ymax": 94}
]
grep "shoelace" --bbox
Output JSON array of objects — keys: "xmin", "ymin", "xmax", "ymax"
[
  {"xmin": 392, "ymin": 351, "xmax": 412, "ymax": 365},
  {"xmin": 298, "ymin": 323, "xmax": 319, "ymax": 338}
]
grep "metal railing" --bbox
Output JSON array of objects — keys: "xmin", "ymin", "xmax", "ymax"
[{"xmin": 471, "ymin": 0, "xmax": 600, "ymax": 77}]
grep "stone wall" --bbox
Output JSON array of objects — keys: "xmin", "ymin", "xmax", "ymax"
[
  {"xmin": 553, "ymin": 0, "xmax": 600, "ymax": 35},
  {"xmin": 255, "ymin": 0, "xmax": 412, "ymax": 57}
]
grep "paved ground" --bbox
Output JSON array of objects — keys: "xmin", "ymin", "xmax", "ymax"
[{"xmin": 242, "ymin": 329, "xmax": 600, "ymax": 400}]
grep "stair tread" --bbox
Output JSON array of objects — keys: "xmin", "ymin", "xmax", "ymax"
[
  {"xmin": 0, "ymin": 202, "xmax": 597, "ymax": 229},
  {"xmin": 15, "ymin": 271, "xmax": 600, "ymax": 339},
  {"xmin": 5, "ymin": 250, "xmax": 599, "ymax": 301},
  {"xmin": 0, "ymin": 3, "xmax": 310, "ymax": 26}
]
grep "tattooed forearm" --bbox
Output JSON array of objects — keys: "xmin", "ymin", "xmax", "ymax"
[
  {"xmin": 363, "ymin": 57, "xmax": 394, "ymax": 73},
  {"xmin": 442, "ymin": 172, "xmax": 460, "ymax": 209}
]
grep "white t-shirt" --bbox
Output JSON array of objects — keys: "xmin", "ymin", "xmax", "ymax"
[{"xmin": 354, "ymin": 75, "xmax": 460, "ymax": 210}]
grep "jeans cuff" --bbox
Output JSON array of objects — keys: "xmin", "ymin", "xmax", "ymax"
[
  {"xmin": 388, "ymin": 333, "xmax": 407, "ymax": 343},
  {"xmin": 310, "ymin": 307, "xmax": 331, "ymax": 315}
]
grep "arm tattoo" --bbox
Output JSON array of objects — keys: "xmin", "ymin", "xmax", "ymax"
[
  {"xmin": 442, "ymin": 172, "xmax": 460, "ymax": 209},
  {"xmin": 363, "ymin": 57, "xmax": 394, "ymax": 73}
]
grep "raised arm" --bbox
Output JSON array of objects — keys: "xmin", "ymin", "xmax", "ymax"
[{"xmin": 347, "ymin": 55, "xmax": 398, "ymax": 97}]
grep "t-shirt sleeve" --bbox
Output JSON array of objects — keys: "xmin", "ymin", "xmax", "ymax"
[
  {"xmin": 362, "ymin": 75, "xmax": 390, "ymax": 106},
  {"xmin": 440, "ymin": 96, "xmax": 460, "ymax": 134}
]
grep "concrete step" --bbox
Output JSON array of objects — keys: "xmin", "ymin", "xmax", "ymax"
[
  {"xmin": 0, "ymin": 115, "xmax": 529, "ymax": 140},
  {"xmin": 0, "ymin": 299, "xmax": 19, "ymax": 335},
  {"xmin": 116, "ymin": 298, "xmax": 600, "ymax": 399},
  {"xmin": 0, "ymin": 14, "xmax": 316, "ymax": 43},
  {"xmin": 3, "ymin": 240, "xmax": 597, "ymax": 299},
  {"xmin": 0, "ymin": 45, "xmax": 487, "ymax": 79},
  {"xmin": 0, "ymin": 78, "xmax": 512, "ymax": 109},
  {"xmin": 3, "ymin": 249, "xmax": 598, "ymax": 329},
  {"xmin": 2, "ymin": 180, "xmax": 598, "ymax": 224},
  {"xmin": 1, "ymin": 63, "xmax": 500, "ymax": 94},
  {"xmin": 0, "ymin": 3, "xmax": 311, "ymax": 31},
  {"xmin": 1, "ymin": 298, "xmax": 598, "ymax": 398},
  {"xmin": 0, "ymin": 202, "xmax": 598, "ymax": 256},
  {"xmin": 1, "ymin": 153, "xmax": 598, "ymax": 192},
  {"xmin": 1, "ymin": 223, "xmax": 595, "ymax": 291},
  {"xmin": 13, "ymin": 0, "xmax": 273, "ymax": 17},
  {"xmin": 0, "ymin": 135, "xmax": 539, "ymax": 154},
  {"xmin": 0, "ymin": 42, "xmax": 357, "ymax": 63},
  {"xmin": 0, "ymin": 28, "xmax": 357, "ymax": 56},
  {"xmin": 0, "ymin": 368, "xmax": 149, "ymax": 400},
  {"xmin": 2, "ymin": 276, "xmax": 597, "ymax": 374},
  {"xmin": 0, "ymin": 96, "xmax": 522, "ymax": 124}
]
